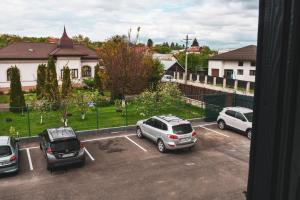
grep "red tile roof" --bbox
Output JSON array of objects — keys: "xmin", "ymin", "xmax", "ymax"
[
  {"xmin": 210, "ymin": 45, "xmax": 257, "ymax": 61},
  {"xmin": 0, "ymin": 28, "xmax": 98, "ymax": 60}
]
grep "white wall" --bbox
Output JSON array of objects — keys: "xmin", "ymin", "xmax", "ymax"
[
  {"xmin": 0, "ymin": 58, "xmax": 98, "ymax": 89},
  {"xmin": 0, "ymin": 60, "xmax": 47, "ymax": 88},
  {"xmin": 208, "ymin": 60, "xmax": 256, "ymax": 82}
]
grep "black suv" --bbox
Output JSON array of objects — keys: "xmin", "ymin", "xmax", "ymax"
[{"xmin": 39, "ymin": 127, "xmax": 86, "ymax": 170}]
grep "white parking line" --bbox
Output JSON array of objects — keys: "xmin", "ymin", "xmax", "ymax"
[
  {"xmin": 200, "ymin": 126, "xmax": 230, "ymax": 138},
  {"xmin": 84, "ymin": 147, "xmax": 95, "ymax": 161},
  {"xmin": 26, "ymin": 148, "xmax": 34, "ymax": 171},
  {"xmin": 81, "ymin": 134, "xmax": 136, "ymax": 143},
  {"xmin": 124, "ymin": 136, "xmax": 147, "ymax": 152},
  {"xmin": 20, "ymin": 146, "xmax": 39, "ymax": 151},
  {"xmin": 193, "ymin": 122, "xmax": 217, "ymax": 128}
]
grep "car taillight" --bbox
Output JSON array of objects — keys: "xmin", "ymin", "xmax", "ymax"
[
  {"xmin": 80, "ymin": 143, "xmax": 84, "ymax": 149},
  {"xmin": 10, "ymin": 155, "xmax": 17, "ymax": 161},
  {"xmin": 168, "ymin": 134, "xmax": 178, "ymax": 139},
  {"xmin": 192, "ymin": 131, "xmax": 197, "ymax": 137},
  {"xmin": 47, "ymin": 147, "xmax": 53, "ymax": 154}
]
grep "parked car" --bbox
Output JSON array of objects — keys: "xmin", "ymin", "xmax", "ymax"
[
  {"xmin": 0, "ymin": 136, "xmax": 19, "ymax": 175},
  {"xmin": 161, "ymin": 75, "xmax": 176, "ymax": 82},
  {"xmin": 39, "ymin": 127, "xmax": 86, "ymax": 170},
  {"xmin": 217, "ymin": 107, "xmax": 253, "ymax": 139},
  {"xmin": 136, "ymin": 115, "xmax": 197, "ymax": 153}
]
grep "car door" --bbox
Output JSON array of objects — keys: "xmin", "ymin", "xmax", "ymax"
[
  {"xmin": 224, "ymin": 110, "xmax": 236, "ymax": 127},
  {"xmin": 142, "ymin": 118, "xmax": 157, "ymax": 141},
  {"xmin": 152, "ymin": 120, "xmax": 168, "ymax": 141},
  {"xmin": 234, "ymin": 112, "xmax": 248, "ymax": 131}
]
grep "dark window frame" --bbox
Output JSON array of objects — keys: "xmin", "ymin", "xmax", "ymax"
[{"xmin": 238, "ymin": 61, "xmax": 244, "ymax": 66}]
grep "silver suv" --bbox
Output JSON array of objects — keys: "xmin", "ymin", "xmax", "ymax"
[
  {"xmin": 0, "ymin": 136, "xmax": 19, "ymax": 174},
  {"xmin": 136, "ymin": 116, "xmax": 197, "ymax": 153},
  {"xmin": 39, "ymin": 127, "xmax": 85, "ymax": 170}
]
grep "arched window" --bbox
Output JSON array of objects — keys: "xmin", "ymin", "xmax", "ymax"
[
  {"xmin": 7, "ymin": 68, "xmax": 12, "ymax": 81},
  {"xmin": 82, "ymin": 66, "xmax": 92, "ymax": 78}
]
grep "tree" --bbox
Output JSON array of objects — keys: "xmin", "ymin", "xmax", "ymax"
[
  {"xmin": 100, "ymin": 35, "xmax": 153, "ymax": 100},
  {"xmin": 61, "ymin": 66, "xmax": 72, "ymax": 99},
  {"xmin": 36, "ymin": 64, "xmax": 47, "ymax": 99},
  {"xmin": 94, "ymin": 64, "xmax": 103, "ymax": 95},
  {"xmin": 170, "ymin": 42, "xmax": 175, "ymax": 49},
  {"xmin": 9, "ymin": 66, "xmax": 26, "ymax": 112},
  {"xmin": 74, "ymin": 90, "xmax": 92, "ymax": 120},
  {"xmin": 45, "ymin": 56, "xmax": 60, "ymax": 103},
  {"xmin": 153, "ymin": 44, "xmax": 172, "ymax": 54},
  {"xmin": 135, "ymin": 82, "xmax": 183, "ymax": 117},
  {"xmin": 147, "ymin": 39, "xmax": 153, "ymax": 48},
  {"xmin": 148, "ymin": 59, "xmax": 164, "ymax": 89}
]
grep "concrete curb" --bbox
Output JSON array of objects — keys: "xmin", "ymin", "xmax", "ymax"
[{"xmin": 17, "ymin": 117, "xmax": 206, "ymax": 143}]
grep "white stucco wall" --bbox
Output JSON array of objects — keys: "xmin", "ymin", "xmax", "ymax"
[
  {"xmin": 208, "ymin": 60, "xmax": 256, "ymax": 82},
  {"xmin": 0, "ymin": 58, "xmax": 98, "ymax": 89},
  {"xmin": 0, "ymin": 60, "xmax": 47, "ymax": 88}
]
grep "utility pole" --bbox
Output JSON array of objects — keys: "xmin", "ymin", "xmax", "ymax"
[{"xmin": 183, "ymin": 35, "xmax": 192, "ymax": 83}]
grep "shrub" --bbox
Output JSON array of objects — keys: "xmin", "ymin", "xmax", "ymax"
[{"xmin": 9, "ymin": 66, "xmax": 26, "ymax": 112}]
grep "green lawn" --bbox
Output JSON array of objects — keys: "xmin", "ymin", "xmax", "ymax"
[{"xmin": 0, "ymin": 103, "xmax": 204, "ymax": 137}]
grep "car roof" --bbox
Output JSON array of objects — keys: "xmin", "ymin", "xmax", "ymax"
[
  {"xmin": 47, "ymin": 127, "xmax": 76, "ymax": 142},
  {"xmin": 0, "ymin": 136, "xmax": 10, "ymax": 146},
  {"xmin": 155, "ymin": 115, "xmax": 190, "ymax": 126},
  {"xmin": 224, "ymin": 107, "xmax": 253, "ymax": 113}
]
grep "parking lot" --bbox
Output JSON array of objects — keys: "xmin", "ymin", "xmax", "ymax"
[{"xmin": 0, "ymin": 122, "xmax": 250, "ymax": 200}]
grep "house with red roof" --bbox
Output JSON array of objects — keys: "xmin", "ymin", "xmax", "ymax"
[{"xmin": 0, "ymin": 27, "xmax": 99, "ymax": 92}]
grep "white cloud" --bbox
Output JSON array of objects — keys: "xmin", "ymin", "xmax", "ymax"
[{"xmin": 0, "ymin": 0, "xmax": 259, "ymax": 49}]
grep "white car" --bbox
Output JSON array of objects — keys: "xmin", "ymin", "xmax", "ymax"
[
  {"xmin": 161, "ymin": 75, "xmax": 176, "ymax": 82},
  {"xmin": 217, "ymin": 107, "xmax": 253, "ymax": 139}
]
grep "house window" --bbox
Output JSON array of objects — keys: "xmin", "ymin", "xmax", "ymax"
[
  {"xmin": 237, "ymin": 69, "xmax": 244, "ymax": 75},
  {"xmin": 81, "ymin": 66, "xmax": 92, "ymax": 78},
  {"xmin": 238, "ymin": 61, "xmax": 244, "ymax": 66},
  {"xmin": 7, "ymin": 68, "xmax": 12, "ymax": 81},
  {"xmin": 250, "ymin": 70, "xmax": 256, "ymax": 76},
  {"xmin": 71, "ymin": 69, "xmax": 78, "ymax": 79},
  {"xmin": 251, "ymin": 61, "xmax": 256, "ymax": 66}
]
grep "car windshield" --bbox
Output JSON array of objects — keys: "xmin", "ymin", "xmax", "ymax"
[
  {"xmin": 172, "ymin": 124, "xmax": 193, "ymax": 135},
  {"xmin": 0, "ymin": 146, "xmax": 12, "ymax": 157},
  {"xmin": 244, "ymin": 112, "xmax": 253, "ymax": 122},
  {"xmin": 51, "ymin": 139, "xmax": 80, "ymax": 153}
]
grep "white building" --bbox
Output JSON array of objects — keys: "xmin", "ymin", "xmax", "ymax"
[
  {"xmin": 0, "ymin": 27, "xmax": 98, "ymax": 92},
  {"xmin": 208, "ymin": 45, "xmax": 257, "ymax": 82}
]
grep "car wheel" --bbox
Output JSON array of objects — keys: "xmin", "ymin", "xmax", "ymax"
[
  {"xmin": 218, "ymin": 120, "xmax": 226, "ymax": 130},
  {"xmin": 136, "ymin": 127, "xmax": 143, "ymax": 139},
  {"xmin": 247, "ymin": 129, "xmax": 252, "ymax": 140},
  {"xmin": 157, "ymin": 139, "xmax": 166, "ymax": 153}
]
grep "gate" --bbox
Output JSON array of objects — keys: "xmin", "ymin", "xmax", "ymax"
[{"xmin": 203, "ymin": 93, "xmax": 226, "ymax": 121}]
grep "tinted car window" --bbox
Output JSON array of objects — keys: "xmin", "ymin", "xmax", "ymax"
[
  {"xmin": 51, "ymin": 139, "xmax": 80, "ymax": 153},
  {"xmin": 155, "ymin": 120, "xmax": 168, "ymax": 131},
  {"xmin": 146, "ymin": 118, "xmax": 155, "ymax": 127},
  {"xmin": 172, "ymin": 124, "xmax": 193, "ymax": 135},
  {"xmin": 235, "ymin": 112, "xmax": 246, "ymax": 121},
  {"xmin": 244, "ymin": 112, "xmax": 253, "ymax": 122},
  {"xmin": 225, "ymin": 110, "xmax": 236, "ymax": 117},
  {"xmin": 0, "ymin": 146, "xmax": 12, "ymax": 157}
]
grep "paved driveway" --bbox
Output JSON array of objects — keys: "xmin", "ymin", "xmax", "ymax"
[{"xmin": 0, "ymin": 123, "xmax": 249, "ymax": 200}]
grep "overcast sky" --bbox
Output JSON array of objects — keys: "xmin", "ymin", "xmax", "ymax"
[{"xmin": 0, "ymin": 0, "xmax": 259, "ymax": 49}]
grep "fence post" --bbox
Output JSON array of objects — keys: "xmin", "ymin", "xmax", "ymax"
[
  {"xmin": 234, "ymin": 80, "xmax": 238, "ymax": 90},
  {"xmin": 125, "ymin": 100, "xmax": 128, "ymax": 127},
  {"xmin": 189, "ymin": 73, "xmax": 193, "ymax": 82},
  {"xmin": 213, "ymin": 77, "xmax": 217, "ymax": 86},
  {"xmin": 246, "ymin": 82, "xmax": 251, "ymax": 93},
  {"xmin": 223, "ymin": 78, "xmax": 227, "ymax": 88},
  {"xmin": 26, "ymin": 104, "xmax": 31, "ymax": 137},
  {"xmin": 196, "ymin": 74, "xmax": 200, "ymax": 82},
  {"xmin": 96, "ymin": 104, "xmax": 99, "ymax": 133},
  {"xmin": 205, "ymin": 75, "xmax": 208, "ymax": 84}
]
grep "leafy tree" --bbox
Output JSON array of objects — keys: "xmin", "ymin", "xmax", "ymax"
[
  {"xmin": 147, "ymin": 39, "xmax": 153, "ymax": 48},
  {"xmin": 45, "ymin": 56, "xmax": 60, "ymax": 104},
  {"xmin": 94, "ymin": 64, "xmax": 103, "ymax": 95},
  {"xmin": 100, "ymin": 35, "xmax": 154, "ymax": 100},
  {"xmin": 153, "ymin": 44, "xmax": 171, "ymax": 54},
  {"xmin": 148, "ymin": 58, "xmax": 164, "ymax": 89},
  {"xmin": 170, "ymin": 42, "xmax": 175, "ymax": 49},
  {"xmin": 36, "ymin": 64, "xmax": 47, "ymax": 99},
  {"xmin": 61, "ymin": 66, "xmax": 72, "ymax": 99},
  {"xmin": 135, "ymin": 83, "xmax": 183, "ymax": 117},
  {"xmin": 74, "ymin": 91, "xmax": 93, "ymax": 120},
  {"xmin": 9, "ymin": 66, "xmax": 26, "ymax": 112}
]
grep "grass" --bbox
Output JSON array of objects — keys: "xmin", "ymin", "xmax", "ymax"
[{"xmin": 0, "ymin": 102, "xmax": 204, "ymax": 137}]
